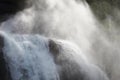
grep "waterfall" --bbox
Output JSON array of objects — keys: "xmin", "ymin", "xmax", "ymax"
[
  {"xmin": 0, "ymin": 32, "xmax": 59, "ymax": 80},
  {"xmin": 0, "ymin": 32, "xmax": 110, "ymax": 80},
  {"xmin": 0, "ymin": 0, "xmax": 97, "ymax": 53},
  {"xmin": 0, "ymin": 0, "xmax": 104, "ymax": 80},
  {"xmin": 0, "ymin": 0, "xmax": 120, "ymax": 80}
]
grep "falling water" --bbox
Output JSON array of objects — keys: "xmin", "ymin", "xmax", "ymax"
[
  {"xmin": 1, "ymin": 32, "xmax": 59, "ymax": 80},
  {"xmin": 0, "ymin": 0, "xmax": 120, "ymax": 80},
  {"xmin": 0, "ymin": 0, "xmax": 97, "ymax": 53}
]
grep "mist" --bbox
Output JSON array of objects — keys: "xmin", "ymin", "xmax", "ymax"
[{"xmin": 0, "ymin": 0, "xmax": 120, "ymax": 80}]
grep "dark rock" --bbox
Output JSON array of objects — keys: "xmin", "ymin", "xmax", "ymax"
[{"xmin": 0, "ymin": 35, "xmax": 12, "ymax": 80}]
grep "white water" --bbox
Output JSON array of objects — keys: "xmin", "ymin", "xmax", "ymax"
[
  {"xmin": 0, "ymin": 0, "xmax": 97, "ymax": 54},
  {"xmin": 1, "ymin": 32, "xmax": 110, "ymax": 80},
  {"xmin": 0, "ymin": 0, "xmax": 119, "ymax": 80},
  {"xmin": 0, "ymin": 0, "xmax": 103, "ymax": 80},
  {"xmin": 2, "ymin": 33, "xmax": 59, "ymax": 80}
]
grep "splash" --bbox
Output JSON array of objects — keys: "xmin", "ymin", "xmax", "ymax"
[
  {"xmin": 1, "ymin": 0, "xmax": 119, "ymax": 80},
  {"xmin": 0, "ymin": 0, "xmax": 98, "ymax": 53}
]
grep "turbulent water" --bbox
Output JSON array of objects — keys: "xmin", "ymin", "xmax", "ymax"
[
  {"xmin": 0, "ymin": 0, "xmax": 120, "ymax": 80},
  {"xmin": 0, "ymin": 0, "xmax": 97, "ymax": 56},
  {"xmin": 1, "ymin": 33, "xmax": 59, "ymax": 80}
]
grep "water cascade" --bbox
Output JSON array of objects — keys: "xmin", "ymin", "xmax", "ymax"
[{"xmin": 0, "ymin": 0, "xmax": 120, "ymax": 80}]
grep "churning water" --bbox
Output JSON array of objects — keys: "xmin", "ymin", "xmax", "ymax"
[
  {"xmin": 0, "ymin": 0, "xmax": 120, "ymax": 80},
  {"xmin": 1, "ymin": 33, "xmax": 59, "ymax": 80}
]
